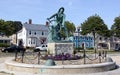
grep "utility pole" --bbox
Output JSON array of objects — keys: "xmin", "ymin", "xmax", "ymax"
[
  {"xmin": 93, "ymin": 28, "xmax": 96, "ymax": 57},
  {"xmin": 77, "ymin": 26, "xmax": 81, "ymax": 51}
]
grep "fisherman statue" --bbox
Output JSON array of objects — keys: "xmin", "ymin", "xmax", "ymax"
[{"xmin": 47, "ymin": 7, "xmax": 68, "ymax": 42}]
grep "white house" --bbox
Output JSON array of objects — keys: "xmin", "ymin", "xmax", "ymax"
[
  {"xmin": 0, "ymin": 35, "xmax": 11, "ymax": 45},
  {"xmin": 17, "ymin": 20, "xmax": 48, "ymax": 47},
  {"xmin": 95, "ymin": 34, "xmax": 120, "ymax": 50}
]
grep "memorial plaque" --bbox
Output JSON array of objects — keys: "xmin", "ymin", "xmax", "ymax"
[{"xmin": 47, "ymin": 43, "xmax": 73, "ymax": 55}]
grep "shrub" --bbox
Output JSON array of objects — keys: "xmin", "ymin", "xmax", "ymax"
[
  {"xmin": 0, "ymin": 43, "xmax": 10, "ymax": 47},
  {"xmin": 87, "ymin": 47, "xmax": 94, "ymax": 50}
]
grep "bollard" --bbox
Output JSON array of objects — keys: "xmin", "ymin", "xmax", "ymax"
[
  {"xmin": 62, "ymin": 52, "xmax": 64, "ymax": 65},
  {"xmin": 104, "ymin": 51, "xmax": 107, "ymax": 58},
  {"xmin": 21, "ymin": 50, "xmax": 25, "ymax": 63},
  {"xmin": 83, "ymin": 49, "xmax": 86, "ymax": 64},
  {"xmin": 38, "ymin": 51, "xmax": 40, "ymax": 64},
  {"xmin": 99, "ymin": 51, "xmax": 101, "ymax": 63},
  {"xmin": 15, "ymin": 49, "xmax": 18, "ymax": 61},
  {"xmin": 102, "ymin": 50, "xmax": 104, "ymax": 59}
]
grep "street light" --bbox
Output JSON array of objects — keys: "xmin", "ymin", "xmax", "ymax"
[
  {"xmin": 77, "ymin": 26, "xmax": 81, "ymax": 51},
  {"xmin": 92, "ymin": 28, "xmax": 96, "ymax": 57}
]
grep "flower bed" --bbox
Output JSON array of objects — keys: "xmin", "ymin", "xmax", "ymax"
[{"xmin": 41, "ymin": 53, "xmax": 81, "ymax": 60}]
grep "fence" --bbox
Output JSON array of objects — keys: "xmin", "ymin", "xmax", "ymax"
[{"xmin": 14, "ymin": 49, "xmax": 107, "ymax": 65}]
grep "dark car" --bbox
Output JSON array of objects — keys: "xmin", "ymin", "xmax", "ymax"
[
  {"xmin": 114, "ymin": 47, "xmax": 120, "ymax": 51},
  {"xmin": 2, "ymin": 45, "xmax": 26, "ymax": 52}
]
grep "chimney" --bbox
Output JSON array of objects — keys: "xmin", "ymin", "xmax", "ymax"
[{"xmin": 29, "ymin": 19, "xmax": 32, "ymax": 24}]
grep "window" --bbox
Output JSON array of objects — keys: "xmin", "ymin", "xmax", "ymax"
[
  {"xmin": 114, "ymin": 38, "xmax": 117, "ymax": 41},
  {"xmin": 86, "ymin": 37, "xmax": 88, "ymax": 40},
  {"xmin": 91, "ymin": 43, "xmax": 93, "ymax": 47},
  {"xmin": 82, "ymin": 37, "xmax": 84, "ymax": 40},
  {"xmin": 29, "ymin": 40, "xmax": 31, "ymax": 44},
  {"xmin": 74, "ymin": 37, "xmax": 75, "ymax": 40},
  {"xmin": 42, "ymin": 32, "xmax": 44, "ymax": 35},
  {"xmin": 89, "ymin": 37, "xmax": 91, "ymax": 40},
  {"xmin": 80, "ymin": 36, "xmax": 82, "ymax": 40},
  {"xmin": 29, "ymin": 31, "xmax": 31, "ymax": 35},
  {"xmin": 104, "ymin": 37, "xmax": 107, "ymax": 40},
  {"xmin": 33, "ymin": 39, "xmax": 35, "ymax": 44},
  {"xmin": 4, "ymin": 40, "xmax": 7, "ymax": 43},
  {"xmin": 34, "ymin": 32, "xmax": 36, "ymax": 35},
  {"xmin": 99, "ymin": 37, "xmax": 102, "ymax": 40},
  {"xmin": 86, "ymin": 43, "xmax": 88, "ymax": 47},
  {"xmin": 73, "ymin": 43, "xmax": 75, "ymax": 46}
]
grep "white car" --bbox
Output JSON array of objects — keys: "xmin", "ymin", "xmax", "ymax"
[{"xmin": 34, "ymin": 44, "xmax": 47, "ymax": 52}]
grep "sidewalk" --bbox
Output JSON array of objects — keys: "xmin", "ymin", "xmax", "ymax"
[{"xmin": 0, "ymin": 56, "xmax": 120, "ymax": 75}]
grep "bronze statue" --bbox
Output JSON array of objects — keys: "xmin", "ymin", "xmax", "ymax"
[{"xmin": 47, "ymin": 7, "xmax": 68, "ymax": 42}]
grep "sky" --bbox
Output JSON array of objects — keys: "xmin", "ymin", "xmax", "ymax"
[{"xmin": 0, "ymin": 0, "xmax": 120, "ymax": 29}]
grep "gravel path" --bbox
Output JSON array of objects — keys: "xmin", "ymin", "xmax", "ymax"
[{"xmin": 0, "ymin": 52, "xmax": 15, "ymax": 75}]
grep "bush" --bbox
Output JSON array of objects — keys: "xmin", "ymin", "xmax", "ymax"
[
  {"xmin": 87, "ymin": 47, "xmax": 94, "ymax": 50},
  {"xmin": 0, "ymin": 43, "xmax": 10, "ymax": 47}
]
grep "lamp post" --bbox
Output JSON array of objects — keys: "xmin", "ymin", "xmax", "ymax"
[
  {"xmin": 113, "ymin": 33, "xmax": 116, "ymax": 49},
  {"xmin": 92, "ymin": 28, "xmax": 96, "ymax": 57},
  {"xmin": 77, "ymin": 26, "xmax": 81, "ymax": 51}
]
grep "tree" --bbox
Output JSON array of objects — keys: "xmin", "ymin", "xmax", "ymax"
[
  {"xmin": 111, "ymin": 16, "xmax": 120, "ymax": 37},
  {"xmin": 65, "ymin": 21, "xmax": 76, "ymax": 36},
  {"xmin": 81, "ymin": 14, "xmax": 109, "ymax": 37},
  {"xmin": 0, "ymin": 19, "xmax": 5, "ymax": 35},
  {"xmin": 13, "ymin": 21, "xmax": 22, "ymax": 43},
  {"xmin": 59, "ymin": 21, "xmax": 76, "ymax": 39},
  {"xmin": 4, "ymin": 21, "xmax": 15, "ymax": 36},
  {"xmin": 81, "ymin": 14, "xmax": 109, "ymax": 54},
  {"xmin": 0, "ymin": 20, "xmax": 22, "ymax": 37},
  {"xmin": 13, "ymin": 21, "xmax": 22, "ymax": 34}
]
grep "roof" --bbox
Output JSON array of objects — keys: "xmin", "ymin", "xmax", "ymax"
[
  {"xmin": 23, "ymin": 23, "xmax": 48, "ymax": 31},
  {"xmin": 0, "ymin": 36, "xmax": 11, "ymax": 40}
]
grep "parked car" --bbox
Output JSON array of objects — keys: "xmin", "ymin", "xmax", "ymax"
[
  {"xmin": 114, "ymin": 47, "xmax": 120, "ymax": 51},
  {"xmin": 34, "ymin": 44, "xmax": 47, "ymax": 52},
  {"xmin": 2, "ymin": 45, "xmax": 26, "ymax": 53}
]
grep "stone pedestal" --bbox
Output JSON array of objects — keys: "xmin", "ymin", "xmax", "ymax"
[{"xmin": 47, "ymin": 42, "xmax": 73, "ymax": 55}]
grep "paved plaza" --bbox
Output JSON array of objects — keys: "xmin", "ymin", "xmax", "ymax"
[{"xmin": 0, "ymin": 53, "xmax": 120, "ymax": 75}]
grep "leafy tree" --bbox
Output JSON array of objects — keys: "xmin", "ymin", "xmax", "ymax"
[
  {"xmin": 0, "ymin": 19, "xmax": 5, "ymax": 35},
  {"xmin": 111, "ymin": 16, "xmax": 120, "ymax": 37},
  {"xmin": 59, "ymin": 21, "xmax": 76, "ymax": 39},
  {"xmin": 65, "ymin": 21, "xmax": 76, "ymax": 36},
  {"xmin": 13, "ymin": 21, "xmax": 23, "ymax": 43},
  {"xmin": 13, "ymin": 21, "xmax": 22, "ymax": 34},
  {"xmin": 4, "ymin": 21, "xmax": 14, "ymax": 36},
  {"xmin": 81, "ymin": 14, "xmax": 109, "ymax": 37},
  {"xmin": 81, "ymin": 14, "xmax": 109, "ymax": 53},
  {"xmin": 0, "ymin": 20, "xmax": 22, "ymax": 37}
]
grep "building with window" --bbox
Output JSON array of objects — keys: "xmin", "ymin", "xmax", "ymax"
[
  {"xmin": 73, "ymin": 32, "xmax": 94, "ymax": 49},
  {"xmin": 0, "ymin": 32, "xmax": 11, "ymax": 45},
  {"xmin": 17, "ymin": 20, "xmax": 48, "ymax": 47},
  {"xmin": 96, "ymin": 35, "xmax": 120, "ymax": 50}
]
